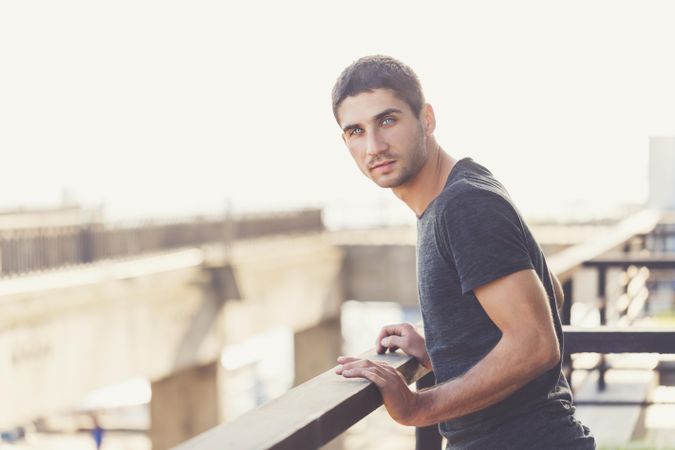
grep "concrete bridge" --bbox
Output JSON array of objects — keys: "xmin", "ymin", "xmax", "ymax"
[{"xmin": 0, "ymin": 217, "xmax": 430, "ymax": 449}]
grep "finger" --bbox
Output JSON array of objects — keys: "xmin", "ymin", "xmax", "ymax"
[
  {"xmin": 364, "ymin": 365, "xmax": 404, "ymax": 389},
  {"xmin": 375, "ymin": 323, "xmax": 407, "ymax": 354},
  {"xmin": 340, "ymin": 359, "xmax": 375, "ymax": 372},
  {"xmin": 342, "ymin": 367, "xmax": 386, "ymax": 386},
  {"xmin": 380, "ymin": 335, "xmax": 405, "ymax": 352},
  {"xmin": 378, "ymin": 363, "xmax": 401, "ymax": 378},
  {"xmin": 336, "ymin": 358, "xmax": 373, "ymax": 374},
  {"xmin": 375, "ymin": 323, "xmax": 402, "ymax": 352},
  {"xmin": 362, "ymin": 369, "xmax": 386, "ymax": 387},
  {"xmin": 337, "ymin": 355, "xmax": 360, "ymax": 364},
  {"xmin": 335, "ymin": 357, "xmax": 360, "ymax": 375}
]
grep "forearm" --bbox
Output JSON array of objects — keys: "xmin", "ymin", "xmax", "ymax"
[{"xmin": 411, "ymin": 332, "xmax": 558, "ymax": 427}]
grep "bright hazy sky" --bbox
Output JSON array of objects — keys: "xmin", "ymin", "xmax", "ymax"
[{"xmin": 2, "ymin": 1, "xmax": 674, "ymax": 227}]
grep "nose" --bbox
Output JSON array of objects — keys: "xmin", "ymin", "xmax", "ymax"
[{"xmin": 366, "ymin": 128, "xmax": 388, "ymax": 157}]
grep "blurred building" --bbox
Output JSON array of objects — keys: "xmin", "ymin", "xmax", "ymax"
[
  {"xmin": 649, "ymin": 136, "xmax": 675, "ymax": 211},
  {"xmin": 0, "ymin": 204, "xmax": 103, "ymax": 230}
]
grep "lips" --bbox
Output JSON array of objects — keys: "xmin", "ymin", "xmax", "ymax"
[{"xmin": 369, "ymin": 160, "xmax": 395, "ymax": 171}]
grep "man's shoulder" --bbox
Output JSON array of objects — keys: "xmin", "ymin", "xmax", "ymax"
[
  {"xmin": 436, "ymin": 179, "xmax": 511, "ymax": 213},
  {"xmin": 437, "ymin": 159, "xmax": 510, "ymax": 206}
]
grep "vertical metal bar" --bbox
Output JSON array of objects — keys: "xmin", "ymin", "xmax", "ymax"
[
  {"xmin": 597, "ymin": 266, "xmax": 607, "ymax": 391},
  {"xmin": 561, "ymin": 278, "xmax": 574, "ymax": 391},
  {"xmin": 561, "ymin": 279, "xmax": 573, "ymax": 326},
  {"xmin": 79, "ymin": 225, "xmax": 94, "ymax": 264},
  {"xmin": 415, "ymin": 372, "xmax": 442, "ymax": 450}
]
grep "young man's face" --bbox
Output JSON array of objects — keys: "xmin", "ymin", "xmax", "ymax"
[{"xmin": 336, "ymin": 89, "xmax": 428, "ymax": 189}]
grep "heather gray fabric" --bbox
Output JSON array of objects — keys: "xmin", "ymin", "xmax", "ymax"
[{"xmin": 416, "ymin": 157, "xmax": 595, "ymax": 449}]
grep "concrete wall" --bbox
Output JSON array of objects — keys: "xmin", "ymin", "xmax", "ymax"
[
  {"xmin": 0, "ymin": 251, "xmax": 217, "ymax": 428},
  {"xmin": 340, "ymin": 244, "xmax": 418, "ymax": 307},
  {"xmin": 0, "ymin": 235, "xmax": 344, "ymax": 429},
  {"xmin": 150, "ymin": 362, "xmax": 221, "ymax": 450}
]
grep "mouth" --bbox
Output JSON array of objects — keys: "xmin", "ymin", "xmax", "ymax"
[{"xmin": 369, "ymin": 160, "xmax": 396, "ymax": 172}]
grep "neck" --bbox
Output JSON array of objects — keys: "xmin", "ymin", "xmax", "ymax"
[{"xmin": 392, "ymin": 138, "xmax": 456, "ymax": 217}]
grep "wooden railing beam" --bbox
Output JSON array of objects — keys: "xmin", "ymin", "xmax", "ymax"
[
  {"xmin": 563, "ymin": 327, "xmax": 675, "ymax": 354},
  {"xmin": 584, "ymin": 254, "xmax": 675, "ymax": 269},
  {"xmin": 174, "ymin": 349, "xmax": 429, "ymax": 450}
]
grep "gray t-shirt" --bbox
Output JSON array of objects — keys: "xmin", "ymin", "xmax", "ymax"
[{"xmin": 417, "ymin": 158, "xmax": 590, "ymax": 449}]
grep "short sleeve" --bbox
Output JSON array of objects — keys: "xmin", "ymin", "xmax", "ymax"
[{"xmin": 439, "ymin": 190, "xmax": 534, "ymax": 295}]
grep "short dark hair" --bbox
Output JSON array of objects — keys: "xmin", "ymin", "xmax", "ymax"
[{"xmin": 332, "ymin": 55, "xmax": 426, "ymax": 122}]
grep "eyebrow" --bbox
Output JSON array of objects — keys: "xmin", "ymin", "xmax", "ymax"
[{"xmin": 342, "ymin": 108, "xmax": 403, "ymax": 133}]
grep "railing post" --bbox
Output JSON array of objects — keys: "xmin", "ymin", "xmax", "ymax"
[
  {"xmin": 79, "ymin": 224, "xmax": 94, "ymax": 264},
  {"xmin": 597, "ymin": 266, "xmax": 607, "ymax": 391},
  {"xmin": 561, "ymin": 278, "xmax": 573, "ymax": 390},
  {"xmin": 415, "ymin": 372, "xmax": 442, "ymax": 450},
  {"xmin": 561, "ymin": 279, "xmax": 573, "ymax": 326}
]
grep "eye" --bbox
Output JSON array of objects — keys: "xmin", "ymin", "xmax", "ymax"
[
  {"xmin": 349, "ymin": 127, "xmax": 364, "ymax": 136},
  {"xmin": 381, "ymin": 116, "xmax": 396, "ymax": 126}
]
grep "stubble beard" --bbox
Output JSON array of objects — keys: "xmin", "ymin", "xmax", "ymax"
[{"xmin": 373, "ymin": 124, "xmax": 427, "ymax": 189}]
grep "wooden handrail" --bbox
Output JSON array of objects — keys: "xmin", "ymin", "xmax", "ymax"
[
  {"xmin": 174, "ymin": 348, "xmax": 429, "ymax": 450},
  {"xmin": 583, "ymin": 254, "xmax": 675, "ymax": 269},
  {"xmin": 547, "ymin": 209, "xmax": 661, "ymax": 281},
  {"xmin": 563, "ymin": 327, "xmax": 675, "ymax": 354}
]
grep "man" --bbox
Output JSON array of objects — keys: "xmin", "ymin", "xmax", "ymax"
[{"xmin": 332, "ymin": 55, "xmax": 595, "ymax": 449}]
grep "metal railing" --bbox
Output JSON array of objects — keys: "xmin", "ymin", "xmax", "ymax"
[
  {"xmin": 173, "ymin": 327, "xmax": 675, "ymax": 450},
  {"xmin": 0, "ymin": 209, "xmax": 323, "ymax": 277}
]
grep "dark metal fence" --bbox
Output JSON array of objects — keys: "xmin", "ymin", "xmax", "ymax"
[
  {"xmin": 0, "ymin": 209, "xmax": 323, "ymax": 277},
  {"xmin": 172, "ymin": 327, "xmax": 675, "ymax": 450},
  {"xmin": 647, "ymin": 219, "xmax": 675, "ymax": 252}
]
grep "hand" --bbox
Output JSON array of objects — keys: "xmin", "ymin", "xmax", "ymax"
[
  {"xmin": 375, "ymin": 323, "xmax": 431, "ymax": 370},
  {"xmin": 335, "ymin": 356, "xmax": 420, "ymax": 426}
]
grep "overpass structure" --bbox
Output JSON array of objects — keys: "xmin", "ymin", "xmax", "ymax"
[
  {"xmin": 0, "ymin": 209, "xmax": 424, "ymax": 449},
  {"xmin": 0, "ymin": 208, "xmax": 670, "ymax": 449}
]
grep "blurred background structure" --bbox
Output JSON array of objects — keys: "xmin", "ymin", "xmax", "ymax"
[
  {"xmin": 3, "ymin": 1, "xmax": 675, "ymax": 449},
  {"xmin": 0, "ymin": 138, "xmax": 674, "ymax": 450}
]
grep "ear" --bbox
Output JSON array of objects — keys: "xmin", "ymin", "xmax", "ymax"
[{"xmin": 421, "ymin": 103, "xmax": 436, "ymax": 136}]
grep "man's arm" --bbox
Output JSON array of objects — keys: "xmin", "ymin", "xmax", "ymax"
[
  {"xmin": 337, "ymin": 268, "xmax": 561, "ymax": 427},
  {"xmin": 410, "ymin": 268, "xmax": 560, "ymax": 425}
]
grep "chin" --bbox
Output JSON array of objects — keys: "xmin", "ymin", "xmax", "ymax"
[{"xmin": 372, "ymin": 176, "xmax": 404, "ymax": 189}]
